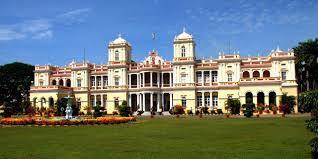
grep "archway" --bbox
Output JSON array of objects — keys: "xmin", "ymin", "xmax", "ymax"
[
  {"xmin": 58, "ymin": 79, "xmax": 64, "ymax": 86},
  {"xmin": 243, "ymin": 71, "xmax": 250, "ymax": 78},
  {"xmin": 269, "ymin": 92, "xmax": 276, "ymax": 105},
  {"xmin": 245, "ymin": 92, "xmax": 253, "ymax": 104},
  {"xmin": 253, "ymin": 71, "xmax": 260, "ymax": 78},
  {"xmin": 40, "ymin": 97, "xmax": 46, "ymax": 107},
  {"xmin": 49, "ymin": 97, "xmax": 54, "ymax": 107},
  {"xmin": 263, "ymin": 70, "xmax": 270, "ymax": 77},
  {"xmin": 52, "ymin": 80, "xmax": 56, "ymax": 85},
  {"xmin": 257, "ymin": 92, "xmax": 265, "ymax": 105},
  {"xmin": 66, "ymin": 79, "xmax": 71, "ymax": 87}
]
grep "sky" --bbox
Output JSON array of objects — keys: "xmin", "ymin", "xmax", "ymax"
[{"xmin": 0, "ymin": 0, "xmax": 318, "ymax": 66}]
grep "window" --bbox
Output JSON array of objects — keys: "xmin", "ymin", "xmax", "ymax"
[
  {"xmin": 253, "ymin": 71, "xmax": 260, "ymax": 78},
  {"xmin": 196, "ymin": 72, "xmax": 202, "ymax": 83},
  {"xmin": 197, "ymin": 95, "xmax": 202, "ymax": 107},
  {"xmin": 243, "ymin": 71, "xmax": 250, "ymax": 78},
  {"xmin": 97, "ymin": 76, "xmax": 101, "ymax": 86},
  {"xmin": 181, "ymin": 46, "xmax": 186, "ymax": 57},
  {"xmin": 115, "ymin": 50, "xmax": 119, "ymax": 61},
  {"xmin": 227, "ymin": 73, "xmax": 232, "ymax": 82},
  {"xmin": 181, "ymin": 96, "xmax": 187, "ymax": 107},
  {"xmin": 114, "ymin": 98, "xmax": 119, "ymax": 107},
  {"xmin": 205, "ymin": 95, "xmax": 210, "ymax": 107},
  {"xmin": 281, "ymin": 71, "xmax": 287, "ymax": 80},
  {"xmin": 212, "ymin": 96, "xmax": 218, "ymax": 107},
  {"xmin": 77, "ymin": 79, "xmax": 81, "ymax": 87},
  {"xmin": 91, "ymin": 77, "xmax": 95, "ymax": 86},
  {"xmin": 212, "ymin": 71, "xmax": 218, "ymax": 82},
  {"xmin": 114, "ymin": 77, "xmax": 120, "ymax": 86},
  {"xmin": 181, "ymin": 74, "xmax": 187, "ymax": 83},
  {"xmin": 39, "ymin": 81, "xmax": 43, "ymax": 86},
  {"xmin": 204, "ymin": 72, "xmax": 210, "ymax": 83},
  {"xmin": 103, "ymin": 76, "xmax": 108, "ymax": 86}
]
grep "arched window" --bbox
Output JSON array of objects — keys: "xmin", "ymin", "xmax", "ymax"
[
  {"xmin": 49, "ymin": 97, "xmax": 54, "ymax": 107},
  {"xmin": 257, "ymin": 92, "xmax": 264, "ymax": 105},
  {"xmin": 245, "ymin": 92, "xmax": 253, "ymax": 104},
  {"xmin": 52, "ymin": 80, "xmax": 56, "ymax": 85},
  {"xmin": 181, "ymin": 46, "xmax": 186, "ymax": 57},
  {"xmin": 33, "ymin": 98, "xmax": 37, "ymax": 107},
  {"xmin": 253, "ymin": 71, "xmax": 260, "ymax": 78},
  {"xmin": 263, "ymin": 70, "xmax": 270, "ymax": 77},
  {"xmin": 243, "ymin": 71, "xmax": 250, "ymax": 78},
  {"xmin": 269, "ymin": 92, "xmax": 276, "ymax": 105},
  {"xmin": 66, "ymin": 79, "xmax": 71, "ymax": 87},
  {"xmin": 58, "ymin": 79, "xmax": 64, "ymax": 86},
  {"xmin": 115, "ymin": 50, "xmax": 119, "ymax": 61}
]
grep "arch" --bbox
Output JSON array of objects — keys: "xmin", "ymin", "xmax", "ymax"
[
  {"xmin": 269, "ymin": 92, "xmax": 276, "ymax": 105},
  {"xmin": 257, "ymin": 92, "xmax": 265, "ymax": 105},
  {"xmin": 243, "ymin": 71, "xmax": 250, "ymax": 78},
  {"xmin": 52, "ymin": 80, "xmax": 57, "ymax": 85},
  {"xmin": 115, "ymin": 50, "xmax": 119, "ymax": 61},
  {"xmin": 245, "ymin": 92, "xmax": 253, "ymax": 104},
  {"xmin": 48, "ymin": 97, "xmax": 54, "ymax": 107},
  {"xmin": 33, "ymin": 97, "xmax": 37, "ymax": 107},
  {"xmin": 253, "ymin": 71, "xmax": 260, "ymax": 78},
  {"xmin": 263, "ymin": 70, "xmax": 270, "ymax": 77},
  {"xmin": 58, "ymin": 79, "xmax": 64, "ymax": 86},
  {"xmin": 66, "ymin": 79, "xmax": 71, "ymax": 87},
  {"xmin": 181, "ymin": 46, "xmax": 186, "ymax": 57},
  {"xmin": 40, "ymin": 97, "xmax": 46, "ymax": 107}
]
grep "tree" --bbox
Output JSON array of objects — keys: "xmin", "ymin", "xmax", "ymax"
[
  {"xmin": 280, "ymin": 94, "xmax": 296, "ymax": 114},
  {"xmin": 0, "ymin": 62, "xmax": 34, "ymax": 116},
  {"xmin": 118, "ymin": 100, "xmax": 130, "ymax": 117},
  {"xmin": 299, "ymin": 90, "xmax": 318, "ymax": 113},
  {"xmin": 227, "ymin": 98, "xmax": 241, "ymax": 115},
  {"xmin": 294, "ymin": 38, "xmax": 318, "ymax": 92},
  {"xmin": 305, "ymin": 90, "xmax": 318, "ymax": 158}
]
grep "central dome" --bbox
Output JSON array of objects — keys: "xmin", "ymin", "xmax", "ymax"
[{"xmin": 110, "ymin": 34, "xmax": 128, "ymax": 44}]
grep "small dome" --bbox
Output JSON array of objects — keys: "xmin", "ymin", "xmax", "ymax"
[
  {"xmin": 175, "ymin": 28, "xmax": 193, "ymax": 40},
  {"xmin": 110, "ymin": 34, "xmax": 128, "ymax": 44}
]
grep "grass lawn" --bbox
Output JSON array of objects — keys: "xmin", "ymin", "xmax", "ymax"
[{"xmin": 0, "ymin": 116, "xmax": 314, "ymax": 159}]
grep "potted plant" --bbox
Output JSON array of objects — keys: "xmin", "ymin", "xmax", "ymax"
[
  {"xmin": 174, "ymin": 105, "xmax": 184, "ymax": 118},
  {"xmin": 257, "ymin": 104, "xmax": 265, "ymax": 114}
]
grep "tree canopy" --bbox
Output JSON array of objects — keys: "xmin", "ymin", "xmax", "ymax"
[
  {"xmin": 0, "ymin": 62, "xmax": 34, "ymax": 116},
  {"xmin": 294, "ymin": 38, "xmax": 318, "ymax": 92}
]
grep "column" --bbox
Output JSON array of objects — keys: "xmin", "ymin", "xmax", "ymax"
[
  {"xmin": 94, "ymin": 94, "xmax": 97, "ymax": 106},
  {"xmin": 157, "ymin": 93, "xmax": 160, "ymax": 111},
  {"xmin": 150, "ymin": 93, "xmax": 153, "ymax": 110},
  {"xmin": 101, "ymin": 94, "xmax": 104, "ymax": 107},
  {"xmin": 210, "ymin": 92, "xmax": 213, "ymax": 108},
  {"xmin": 169, "ymin": 93, "xmax": 173, "ymax": 108},
  {"xmin": 201, "ymin": 71, "xmax": 204, "ymax": 85},
  {"xmin": 210, "ymin": 71, "xmax": 212, "ymax": 86},
  {"xmin": 94, "ymin": 76, "xmax": 97, "ymax": 89},
  {"xmin": 137, "ymin": 93, "xmax": 140, "ymax": 109},
  {"xmin": 161, "ymin": 93, "xmax": 165, "ymax": 111},
  {"xmin": 161, "ymin": 73, "xmax": 164, "ymax": 87},
  {"xmin": 142, "ymin": 93, "xmax": 145, "ymax": 111},
  {"xmin": 101, "ymin": 76, "xmax": 104, "ymax": 89},
  {"xmin": 137, "ymin": 74, "xmax": 140, "ymax": 88},
  {"xmin": 169, "ymin": 73, "xmax": 172, "ymax": 87},
  {"xmin": 150, "ymin": 72, "xmax": 153, "ymax": 87},
  {"xmin": 202, "ymin": 91, "xmax": 205, "ymax": 107},
  {"xmin": 264, "ymin": 95, "xmax": 269, "ymax": 106},
  {"xmin": 129, "ymin": 93, "xmax": 132, "ymax": 107},
  {"xmin": 128, "ymin": 74, "xmax": 130, "ymax": 88},
  {"xmin": 143, "ymin": 72, "xmax": 145, "ymax": 87},
  {"xmin": 157, "ymin": 72, "xmax": 160, "ymax": 87}
]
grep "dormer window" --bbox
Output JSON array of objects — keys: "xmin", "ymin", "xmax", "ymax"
[
  {"xmin": 115, "ymin": 50, "xmax": 119, "ymax": 61},
  {"xmin": 181, "ymin": 46, "xmax": 186, "ymax": 57}
]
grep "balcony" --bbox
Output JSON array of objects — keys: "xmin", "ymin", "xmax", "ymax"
[{"xmin": 30, "ymin": 85, "xmax": 72, "ymax": 91}]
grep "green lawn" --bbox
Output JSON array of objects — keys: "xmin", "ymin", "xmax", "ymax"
[{"xmin": 0, "ymin": 116, "xmax": 314, "ymax": 159}]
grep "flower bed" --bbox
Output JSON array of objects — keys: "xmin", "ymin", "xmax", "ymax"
[{"xmin": 0, "ymin": 117, "xmax": 136, "ymax": 126}]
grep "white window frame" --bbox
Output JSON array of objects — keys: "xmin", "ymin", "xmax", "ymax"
[
  {"xmin": 281, "ymin": 71, "xmax": 287, "ymax": 80},
  {"xmin": 77, "ymin": 79, "xmax": 81, "ymax": 87},
  {"xmin": 228, "ymin": 73, "xmax": 232, "ymax": 82},
  {"xmin": 181, "ymin": 46, "xmax": 186, "ymax": 57},
  {"xmin": 114, "ymin": 77, "xmax": 120, "ymax": 86}
]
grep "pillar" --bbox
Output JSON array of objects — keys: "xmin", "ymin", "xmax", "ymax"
[
  {"xmin": 170, "ymin": 93, "xmax": 173, "ymax": 108},
  {"xmin": 264, "ymin": 95, "xmax": 269, "ymax": 106},
  {"xmin": 161, "ymin": 73, "xmax": 164, "ymax": 87},
  {"xmin": 150, "ymin": 72, "xmax": 153, "ymax": 87},
  {"xmin": 210, "ymin": 92, "xmax": 213, "ymax": 108},
  {"xmin": 94, "ymin": 94, "xmax": 97, "ymax": 106},
  {"xmin": 101, "ymin": 76, "xmax": 104, "ymax": 89},
  {"xmin": 201, "ymin": 71, "xmax": 204, "ymax": 85},
  {"xmin": 150, "ymin": 93, "xmax": 153, "ymax": 110},
  {"xmin": 157, "ymin": 72, "xmax": 160, "ymax": 87},
  {"xmin": 162, "ymin": 93, "xmax": 165, "ymax": 111},
  {"xmin": 143, "ymin": 72, "xmax": 145, "ymax": 87},
  {"xmin": 202, "ymin": 91, "xmax": 205, "ymax": 107},
  {"xmin": 157, "ymin": 93, "xmax": 160, "ymax": 111},
  {"xmin": 142, "ymin": 93, "xmax": 145, "ymax": 111},
  {"xmin": 101, "ymin": 94, "xmax": 104, "ymax": 107},
  {"xmin": 94, "ymin": 76, "xmax": 97, "ymax": 89},
  {"xmin": 210, "ymin": 71, "xmax": 212, "ymax": 86},
  {"xmin": 137, "ymin": 93, "xmax": 140, "ymax": 109}
]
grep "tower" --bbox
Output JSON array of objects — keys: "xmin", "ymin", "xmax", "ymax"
[
  {"xmin": 106, "ymin": 34, "xmax": 131, "ymax": 113},
  {"xmin": 172, "ymin": 28, "xmax": 196, "ymax": 110}
]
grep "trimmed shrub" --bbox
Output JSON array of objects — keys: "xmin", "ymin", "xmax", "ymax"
[
  {"xmin": 174, "ymin": 105, "xmax": 185, "ymax": 115},
  {"xmin": 118, "ymin": 101, "xmax": 130, "ymax": 117},
  {"xmin": 227, "ymin": 99, "xmax": 241, "ymax": 115}
]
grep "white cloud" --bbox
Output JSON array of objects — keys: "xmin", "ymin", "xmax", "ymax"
[
  {"xmin": 0, "ymin": 28, "xmax": 25, "ymax": 41},
  {"xmin": 0, "ymin": 8, "xmax": 91, "ymax": 41},
  {"xmin": 32, "ymin": 30, "xmax": 53, "ymax": 39}
]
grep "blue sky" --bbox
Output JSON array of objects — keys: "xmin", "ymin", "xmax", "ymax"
[{"xmin": 0, "ymin": 0, "xmax": 317, "ymax": 66}]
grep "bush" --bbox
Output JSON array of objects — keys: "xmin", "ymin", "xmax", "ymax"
[
  {"xmin": 93, "ymin": 105, "xmax": 103, "ymax": 118},
  {"xmin": 217, "ymin": 109, "xmax": 223, "ymax": 114},
  {"xmin": 243, "ymin": 103, "xmax": 255, "ymax": 118},
  {"xmin": 173, "ymin": 105, "xmax": 185, "ymax": 115},
  {"xmin": 187, "ymin": 110, "xmax": 193, "ymax": 115},
  {"xmin": 299, "ymin": 89, "xmax": 318, "ymax": 113},
  {"xmin": 201, "ymin": 107, "xmax": 210, "ymax": 115},
  {"xmin": 280, "ymin": 93, "xmax": 296, "ymax": 114},
  {"xmin": 118, "ymin": 101, "xmax": 130, "ymax": 117},
  {"xmin": 227, "ymin": 99, "xmax": 241, "ymax": 115}
]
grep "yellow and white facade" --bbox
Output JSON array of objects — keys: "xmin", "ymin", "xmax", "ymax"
[{"xmin": 30, "ymin": 30, "xmax": 298, "ymax": 114}]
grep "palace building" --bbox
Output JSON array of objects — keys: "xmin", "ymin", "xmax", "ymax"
[{"xmin": 30, "ymin": 29, "xmax": 298, "ymax": 114}]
